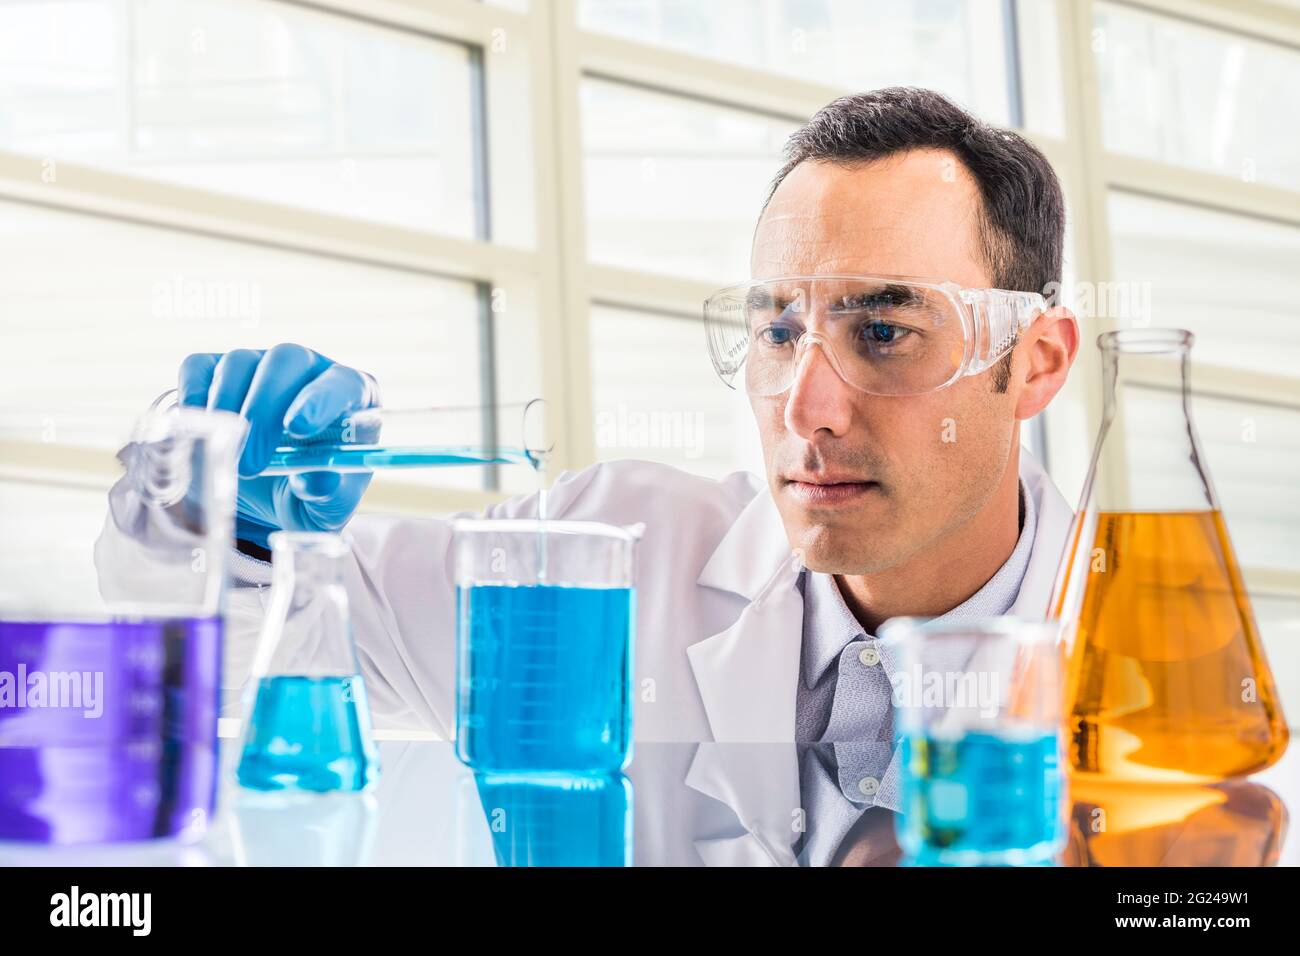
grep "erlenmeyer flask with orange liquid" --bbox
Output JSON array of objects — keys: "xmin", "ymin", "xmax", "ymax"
[{"xmin": 1048, "ymin": 329, "xmax": 1287, "ymax": 782}]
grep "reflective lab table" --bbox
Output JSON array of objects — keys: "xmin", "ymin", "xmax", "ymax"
[{"xmin": 3, "ymin": 727, "xmax": 1296, "ymax": 867}]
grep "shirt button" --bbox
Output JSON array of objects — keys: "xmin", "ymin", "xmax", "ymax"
[
  {"xmin": 858, "ymin": 776, "xmax": 880, "ymax": 798},
  {"xmin": 858, "ymin": 645, "xmax": 881, "ymax": 667}
]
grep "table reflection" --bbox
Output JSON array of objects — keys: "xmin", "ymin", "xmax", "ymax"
[
  {"xmin": 1063, "ymin": 778, "xmax": 1287, "ymax": 867},
  {"xmin": 228, "ymin": 791, "xmax": 378, "ymax": 867},
  {"xmin": 0, "ymin": 738, "xmax": 1293, "ymax": 866},
  {"xmin": 459, "ymin": 774, "xmax": 631, "ymax": 867}
]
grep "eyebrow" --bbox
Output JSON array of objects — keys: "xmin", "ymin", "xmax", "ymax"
[
  {"xmin": 746, "ymin": 282, "xmax": 925, "ymax": 313},
  {"xmin": 831, "ymin": 284, "xmax": 925, "ymax": 309}
]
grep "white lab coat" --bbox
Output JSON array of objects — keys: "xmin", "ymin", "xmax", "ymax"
[{"xmin": 96, "ymin": 451, "xmax": 1074, "ymax": 865}]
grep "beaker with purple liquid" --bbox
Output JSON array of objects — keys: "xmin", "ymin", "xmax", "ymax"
[{"xmin": 0, "ymin": 404, "xmax": 245, "ymax": 845}]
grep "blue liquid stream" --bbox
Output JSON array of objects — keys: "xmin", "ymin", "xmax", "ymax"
[
  {"xmin": 899, "ymin": 731, "xmax": 1065, "ymax": 866},
  {"xmin": 455, "ymin": 585, "xmax": 634, "ymax": 774},
  {"xmin": 236, "ymin": 675, "xmax": 379, "ymax": 792}
]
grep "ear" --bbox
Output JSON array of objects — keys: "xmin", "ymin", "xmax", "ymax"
[{"xmin": 1015, "ymin": 306, "xmax": 1079, "ymax": 421}]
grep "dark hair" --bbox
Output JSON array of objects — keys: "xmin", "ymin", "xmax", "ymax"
[{"xmin": 764, "ymin": 87, "xmax": 1065, "ymax": 391}]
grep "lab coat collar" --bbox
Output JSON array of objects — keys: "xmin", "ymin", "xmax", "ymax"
[
  {"xmin": 696, "ymin": 481, "xmax": 792, "ymax": 601},
  {"xmin": 689, "ymin": 480, "xmax": 803, "ymax": 740},
  {"xmin": 686, "ymin": 555, "xmax": 804, "ymax": 742}
]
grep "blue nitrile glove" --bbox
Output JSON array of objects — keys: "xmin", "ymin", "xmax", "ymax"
[{"xmin": 178, "ymin": 344, "xmax": 380, "ymax": 549}]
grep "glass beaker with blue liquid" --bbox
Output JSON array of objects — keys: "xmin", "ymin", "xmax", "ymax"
[
  {"xmin": 235, "ymin": 532, "xmax": 379, "ymax": 792},
  {"xmin": 878, "ymin": 616, "xmax": 1067, "ymax": 867},
  {"xmin": 453, "ymin": 519, "xmax": 641, "ymax": 774}
]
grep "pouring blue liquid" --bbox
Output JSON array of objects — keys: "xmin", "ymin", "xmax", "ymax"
[
  {"xmin": 262, "ymin": 444, "xmax": 535, "ymax": 473},
  {"xmin": 258, "ymin": 400, "xmax": 549, "ymax": 475}
]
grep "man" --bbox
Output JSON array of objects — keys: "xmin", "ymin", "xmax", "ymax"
[{"xmin": 98, "ymin": 88, "xmax": 1079, "ymax": 864}]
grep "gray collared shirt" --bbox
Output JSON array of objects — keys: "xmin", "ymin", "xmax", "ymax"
[{"xmin": 794, "ymin": 478, "xmax": 1037, "ymax": 865}]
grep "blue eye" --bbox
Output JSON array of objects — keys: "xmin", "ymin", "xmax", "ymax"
[
  {"xmin": 759, "ymin": 325, "xmax": 797, "ymax": 346},
  {"xmin": 862, "ymin": 323, "xmax": 905, "ymax": 344}
]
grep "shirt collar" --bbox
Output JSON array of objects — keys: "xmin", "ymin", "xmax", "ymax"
[
  {"xmin": 799, "ymin": 477, "xmax": 1038, "ymax": 690},
  {"xmin": 799, "ymin": 559, "xmax": 868, "ymax": 689}
]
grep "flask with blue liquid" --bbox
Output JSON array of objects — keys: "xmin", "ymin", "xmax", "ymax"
[
  {"xmin": 453, "ymin": 519, "xmax": 642, "ymax": 775},
  {"xmin": 879, "ymin": 616, "xmax": 1067, "ymax": 867},
  {"xmin": 235, "ymin": 532, "xmax": 379, "ymax": 792}
]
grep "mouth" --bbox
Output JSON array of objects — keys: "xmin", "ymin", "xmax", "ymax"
[{"xmin": 782, "ymin": 476, "xmax": 882, "ymax": 507}]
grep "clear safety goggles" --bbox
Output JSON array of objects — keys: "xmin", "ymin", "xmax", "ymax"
[{"xmin": 704, "ymin": 274, "xmax": 1045, "ymax": 397}]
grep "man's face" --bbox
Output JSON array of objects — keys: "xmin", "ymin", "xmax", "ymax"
[{"xmin": 750, "ymin": 149, "xmax": 1021, "ymax": 574}]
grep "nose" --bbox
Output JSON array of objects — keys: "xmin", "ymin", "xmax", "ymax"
[{"xmin": 783, "ymin": 336, "xmax": 855, "ymax": 441}]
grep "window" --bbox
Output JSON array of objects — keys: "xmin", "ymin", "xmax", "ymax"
[
  {"xmin": 0, "ymin": 0, "xmax": 531, "ymax": 511},
  {"xmin": 589, "ymin": 304, "xmax": 760, "ymax": 478},
  {"xmin": 0, "ymin": 198, "xmax": 501, "ymax": 493},
  {"xmin": 581, "ymin": 79, "xmax": 795, "ymax": 281},
  {"xmin": 1108, "ymin": 193, "xmax": 1300, "ymax": 378},
  {"xmin": 1094, "ymin": 2, "xmax": 1300, "ymax": 190},
  {"xmin": 577, "ymin": 0, "xmax": 1014, "ymax": 124},
  {"xmin": 0, "ymin": 0, "xmax": 482, "ymax": 234},
  {"xmin": 0, "ymin": 200, "xmax": 483, "ymax": 417}
]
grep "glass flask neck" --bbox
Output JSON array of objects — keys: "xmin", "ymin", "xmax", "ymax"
[
  {"xmin": 271, "ymin": 533, "xmax": 349, "ymax": 591},
  {"xmin": 1091, "ymin": 328, "xmax": 1217, "ymax": 513},
  {"xmin": 1100, "ymin": 328, "xmax": 1191, "ymax": 416},
  {"xmin": 251, "ymin": 532, "xmax": 358, "ymax": 678}
]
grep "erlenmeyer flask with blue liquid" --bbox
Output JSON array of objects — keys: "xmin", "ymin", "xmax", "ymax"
[{"xmin": 235, "ymin": 532, "xmax": 379, "ymax": 792}]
